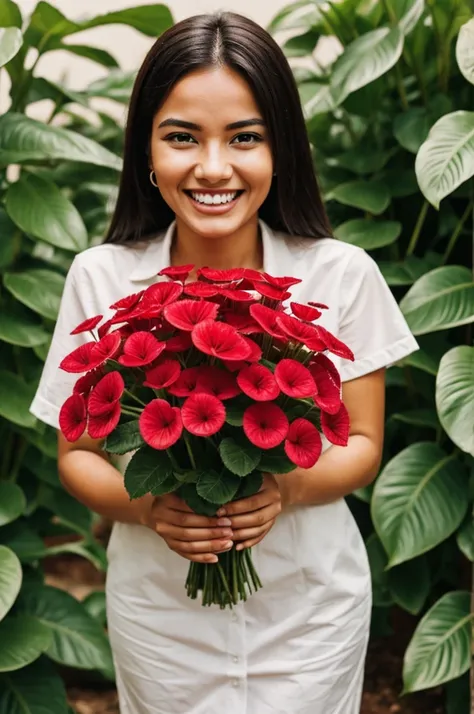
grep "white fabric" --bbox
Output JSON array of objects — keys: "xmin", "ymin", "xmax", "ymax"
[{"xmin": 30, "ymin": 220, "xmax": 419, "ymax": 714}]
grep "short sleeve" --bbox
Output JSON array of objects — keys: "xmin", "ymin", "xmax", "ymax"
[
  {"xmin": 29, "ymin": 257, "xmax": 90, "ymax": 429},
  {"xmin": 338, "ymin": 249, "xmax": 419, "ymax": 382}
]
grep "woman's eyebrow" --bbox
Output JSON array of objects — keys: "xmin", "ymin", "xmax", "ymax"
[{"xmin": 157, "ymin": 118, "xmax": 266, "ymax": 130}]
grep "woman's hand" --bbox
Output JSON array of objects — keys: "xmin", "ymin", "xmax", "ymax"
[
  {"xmin": 133, "ymin": 492, "xmax": 235, "ymax": 564},
  {"xmin": 216, "ymin": 473, "xmax": 282, "ymax": 550}
]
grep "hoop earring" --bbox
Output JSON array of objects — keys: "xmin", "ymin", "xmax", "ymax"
[{"xmin": 149, "ymin": 170, "xmax": 158, "ymax": 188}]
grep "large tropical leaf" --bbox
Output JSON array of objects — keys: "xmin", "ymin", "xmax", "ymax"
[
  {"xmin": 388, "ymin": 555, "xmax": 431, "ymax": 615},
  {"xmin": 0, "ymin": 615, "xmax": 51, "ymax": 672},
  {"xmin": 0, "ymin": 113, "xmax": 121, "ymax": 169},
  {"xmin": 0, "ymin": 371, "xmax": 36, "ymax": 428},
  {"xmin": 436, "ymin": 346, "xmax": 474, "ymax": 456},
  {"xmin": 0, "ymin": 657, "xmax": 69, "ymax": 714},
  {"xmin": 0, "ymin": 26, "xmax": 21, "ymax": 67},
  {"xmin": 0, "ymin": 482, "xmax": 26, "ymax": 526},
  {"xmin": 415, "ymin": 111, "xmax": 474, "ymax": 207},
  {"xmin": 456, "ymin": 17, "xmax": 474, "ymax": 86},
  {"xmin": 400, "ymin": 266, "xmax": 474, "ymax": 335},
  {"xmin": 0, "ymin": 310, "xmax": 49, "ymax": 348},
  {"xmin": 81, "ymin": 5, "xmax": 174, "ymax": 36},
  {"xmin": 393, "ymin": 95, "xmax": 453, "ymax": 153},
  {"xmin": 372, "ymin": 442, "xmax": 468, "ymax": 567},
  {"xmin": 300, "ymin": 81, "xmax": 337, "ymax": 118},
  {"xmin": 330, "ymin": 26, "xmax": 404, "ymax": 105},
  {"xmin": 403, "ymin": 591, "xmax": 473, "ymax": 692},
  {"xmin": 267, "ymin": 0, "xmax": 323, "ymax": 32},
  {"xmin": 0, "ymin": 547, "xmax": 21, "ymax": 622},
  {"xmin": 85, "ymin": 70, "xmax": 135, "ymax": 103},
  {"xmin": 4, "ymin": 269, "xmax": 65, "ymax": 320},
  {"xmin": 457, "ymin": 517, "xmax": 474, "ymax": 562},
  {"xmin": 327, "ymin": 180, "xmax": 390, "ymax": 214},
  {"xmin": 0, "ymin": 0, "xmax": 22, "ymax": 28},
  {"xmin": 334, "ymin": 219, "xmax": 401, "ymax": 249}
]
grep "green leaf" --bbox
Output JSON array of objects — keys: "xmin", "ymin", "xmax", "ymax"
[
  {"xmin": 395, "ymin": 0, "xmax": 425, "ymax": 34},
  {"xmin": 394, "ymin": 108, "xmax": 437, "ymax": 154},
  {"xmin": 366, "ymin": 534, "xmax": 393, "ymax": 607},
  {"xmin": 81, "ymin": 5, "xmax": 174, "ymax": 37},
  {"xmin": 0, "ymin": 113, "xmax": 121, "ymax": 170},
  {"xmin": 0, "ymin": 371, "xmax": 36, "ymax": 428},
  {"xmin": 436, "ymin": 346, "xmax": 474, "ymax": 457},
  {"xmin": 0, "ymin": 615, "xmax": 51, "ymax": 672},
  {"xmin": 178, "ymin": 483, "xmax": 218, "ymax": 516},
  {"xmin": 400, "ymin": 266, "xmax": 474, "ymax": 335},
  {"xmin": 445, "ymin": 673, "xmax": 470, "ymax": 714},
  {"xmin": 283, "ymin": 29, "xmax": 319, "ymax": 57},
  {"xmin": 381, "ymin": 168, "xmax": 419, "ymax": 197},
  {"xmin": 0, "ymin": 521, "xmax": 46, "ymax": 562},
  {"xmin": 415, "ymin": 111, "xmax": 474, "ymax": 208},
  {"xmin": 456, "ymin": 17, "xmax": 474, "ymax": 86},
  {"xmin": 267, "ymin": 1, "xmax": 323, "ymax": 32},
  {"xmin": 26, "ymin": 77, "xmax": 88, "ymax": 109},
  {"xmin": 124, "ymin": 446, "xmax": 176, "ymax": 499},
  {"xmin": 37, "ymin": 485, "xmax": 92, "ymax": 537},
  {"xmin": 22, "ymin": 3, "xmax": 77, "ymax": 50},
  {"xmin": 4, "ymin": 270, "xmax": 65, "ymax": 320},
  {"xmin": 457, "ymin": 517, "xmax": 474, "ymax": 561},
  {"xmin": 6, "ymin": 174, "xmax": 88, "ymax": 252},
  {"xmin": 85, "ymin": 70, "xmax": 135, "ymax": 103},
  {"xmin": 0, "ymin": 26, "xmax": 21, "ymax": 66},
  {"xmin": 379, "ymin": 254, "xmax": 442, "ymax": 286},
  {"xmin": 330, "ymin": 145, "xmax": 393, "ymax": 175},
  {"xmin": 0, "ymin": 310, "xmax": 49, "ymax": 348},
  {"xmin": 372, "ymin": 442, "xmax": 468, "ymax": 567},
  {"xmin": 0, "ymin": 482, "xmax": 26, "ymax": 526},
  {"xmin": 0, "ymin": 657, "xmax": 69, "ymax": 714},
  {"xmin": 330, "ymin": 26, "xmax": 404, "ymax": 105},
  {"xmin": 196, "ymin": 469, "xmax": 241, "ymax": 505},
  {"xmin": 104, "ymin": 420, "xmax": 144, "ymax": 455},
  {"xmin": 334, "ymin": 219, "xmax": 401, "ymax": 249},
  {"xmin": 388, "ymin": 555, "xmax": 430, "ymax": 615},
  {"xmin": 82, "ymin": 591, "xmax": 106, "ymax": 628},
  {"xmin": 327, "ymin": 180, "xmax": 390, "ymax": 214},
  {"xmin": 18, "ymin": 586, "xmax": 114, "ymax": 676},
  {"xmin": 403, "ymin": 591, "xmax": 473, "ymax": 692},
  {"xmin": 391, "ymin": 409, "xmax": 439, "ymax": 429},
  {"xmin": 401, "ymin": 346, "xmax": 441, "ymax": 376},
  {"xmin": 57, "ymin": 43, "xmax": 119, "ymax": 68},
  {"xmin": 219, "ymin": 438, "xmax": 261, "ymax": 477},
  {"xmin": 0, "ymin": 547, "xmax": 21, "ymax": 621},
  {"xmin": 259, "ymin": 446, "xmax": 296, "ymax": 474},
  {"xmin": 235, "ymin": 471, "xmax": 263, "ymax": 500},
  {"xmin": 0, "ymin": 0, "xmax": 22, "ymax": 28},
  {"xmin": 300, "ymin": 82, "xmax": 337, "ymax": 119},
  {"xmin": 0, "ymin": 208, "xmax": 17, "ymax": 269}
]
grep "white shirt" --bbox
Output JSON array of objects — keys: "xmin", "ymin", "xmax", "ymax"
[{"xmin": 31, "ymin": 220, "xmax": 419, "ymax": 714}]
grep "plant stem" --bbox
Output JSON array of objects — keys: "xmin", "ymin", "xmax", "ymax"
[
  {"xmin": 124, "ymin": 389, "xmax": 146, "ymax": 407},
  {"xmin": 406, "ymin": 200, "xmax": 429, "ymax": 256},
  {"xmin": 183, "ymin": 433, "xmax": 196, "ymax": 469},
  {"xmin": 442, "ymin": 200, "xmax": 473, "ymax": 264}
]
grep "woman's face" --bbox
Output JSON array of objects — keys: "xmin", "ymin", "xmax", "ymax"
[{"xmin": 149, "ymin": 65, "xmax": 274, "ymax": 239}]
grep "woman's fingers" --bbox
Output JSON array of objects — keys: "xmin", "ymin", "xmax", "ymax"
[
  {"xmin": 167, "ymin": 537, "xmax": 233, "ymax": 557},
  {"xmin": 227, "ymin": 503, "xmax": 279, "ymax": 534},
  {"xmin": 158, "ymin": 524, "xmax": 233, "ymax": 542}
]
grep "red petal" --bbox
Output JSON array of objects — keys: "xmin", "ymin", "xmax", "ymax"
[
  {"xmin": 97, "ymin": 319, "xmax": 114, "ymax": 340},
  {"xmin": 310, "ymin": 353, "xmax": 341, "ymax": 389},
  {"xmin": 158, "ymin": 264, "xmax": 194, "ymax": 281},
  {"xmin": 276, "ymin": 313, "xmax": 324, "ymax": 348},
  {"xmin": 196, "ymin": 366, "xmax": 241, "ymax": 400},
  {"xmin": 88, "ymin": 402, "xmax": 121, "ymax": 439},
  {"xmin": 219, "ymin": 288, "xmax": 255, "ymax": 302},
  {"xmin": 242, "ymin": 336, "xmax": 262, "ymax": 362},
  {"xmin": 181, "ymin": 393, "xmax": 226, "ymax": 436},
  {"xmin": 184, "ymin": 282, "xmax": 219, "ymax": 298},
  {"xmin": 197, "ymin": 267, "xmax": 246, "ymax": 282},
  {"xmin": 163, "ymin": 299, "xmax": 219, "ymax": 331},
  {"xmin": 309, "ymin": 357, "xmax": 341, "ymax": 415},
  {"xmin": 92, "ymin": 332, "xmax": 122, "ymax": 366},
  {"xmin": 88, "ymin": 371, "xmax": 125, "ymax": 416},
  {"xmin": 290, "ymin": 302, "xmax": 322, "ymax": 322},
  {"xmin": 262, "ymin": 273, "xmax": 302, "ymax": 289},
  {"xmin": 243, "ymin": 402, "xmax": 289, "ymax": 449},
  {"xmin": 237, "ymin": 364, "xmax": 280, "ymax": 401},
  {"xmin": 73, "ymin": 369, "xmax": 103, "ymax": 396},
  {"xmin": 167, "ymin": 366, "xmax": 203, "ymax": 397},
  {"xmin": 139, "ymin": 399, "xmax": 183, "ymax": 449},
  {"xmin": 144, "ymin": 360, "xmax": 181, "ymax": 389},
  {"xmin": 284, "ymin": 418, "xmax": 322, "ymax": 468},
  {"xmin": 222, "ymin": 311, "xmax": 263, "ymax": 335},
  {"xmin": 70, "ymin": 315, "xmax": 103, "ymax": 335},
  {"xmin": 165, "ymin": 332, "xmax": 193, "ymax": 353},
  {"xmin": 308, "ymin": 301, "xmax": 329, "ymax": 310},
  {"xmin": 253, "ymin": 281, "xmax": 291, "ymax": 301},
  {"xmin": 110, "ymin": 291, "xmax": 144, "ymax": 310},
  {"xmin": 118, "ymin": 331, "xmax": 166, "ymax": 367},
  {"xmin": 249, "ymin": 304, "xmax": 287, "ymax": 340},
  {"xmin": 313, "ymin": 325, "xmax": 355, "ymax": 361},
  {"xmin": 274, "ymin": 359, "xmax": 317, "ymax": 398},
  {"xmin": 191, "ymin": 319, "xmax": 251, "ymax": 360},
  {"xmin": 321, "ymin": 403, "xmax": 350, "ymax": 446},
  {"xmin": 60, "ymin": 342, "xmax": 98, "ymax": 373},
  {"xmin": 59, "ymin": 394, "xmax": 87, "ymax": 442}
]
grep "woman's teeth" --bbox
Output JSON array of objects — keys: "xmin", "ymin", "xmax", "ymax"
[{"xmin": 190, "ymin": 192, "xmax": 238, "ymax": 205}]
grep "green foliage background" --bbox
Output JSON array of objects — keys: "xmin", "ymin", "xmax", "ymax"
[{"xmin": 0, "ymin": 0, "xmax": 473, "ymax": 711}]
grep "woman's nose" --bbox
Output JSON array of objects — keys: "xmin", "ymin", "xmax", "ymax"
[{"xmin": 194, "ymin": 145, "xmax": 232, "ymax": 183}]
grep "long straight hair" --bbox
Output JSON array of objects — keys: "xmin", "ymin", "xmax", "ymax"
[{"xmin": 104, "ymin": 12, "xmax": 332, "ymax": 245}]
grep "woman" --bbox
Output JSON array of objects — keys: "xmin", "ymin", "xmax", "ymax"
[{"xmin": 30, "ymin": 11, "xmax": 419, "ymax": 714}]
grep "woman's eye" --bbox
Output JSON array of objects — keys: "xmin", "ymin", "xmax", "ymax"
[
  {"xmin": 232, "ymin": 133, "xmax": 263, "ymax": 145},
  {"xmin": 166, "ymin": 133, "xmax": 197, "ymax": 144}
]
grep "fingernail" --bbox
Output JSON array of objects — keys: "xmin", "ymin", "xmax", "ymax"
[
  {"xmin": 236, "ymin": 544, "xmax": 244, "ymax": 551},
  {"xmin": 217, "ymin": 508, "xmax": 226, "ymax": 516},
  {"xmin": 217, "ymin": 517, "xmax": 231, "ymax": 526},
  {"xmin": 223, "ymin": 541, "xmax": 233, "ymax": 549}
]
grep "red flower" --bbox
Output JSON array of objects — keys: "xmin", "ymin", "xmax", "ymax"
[
  {"xmin": 139, "ymin": 399, "xmax": 183, "ymax": 449},
  {"xmin": 243, "ymin": 402, "xmax": 289, "ymax": 449},
  {"xmin": 290, "ymin": 302, "xmax": 322, "ymax": 322},
  {"xmin": 60, "ymin": 342, "xmax": 98, "ymax": 373},
  {"xmin": 88, "ymin": 372, "xmax": 125, "ymax": 416},
  {"xmin": 242, "ymin": 336, "xmax": 262, "ymax": 362},
  {"xmin": 130, "ymin": 281, "xmax": 183, "ymax": 319},
  {"xmin": 252, "ymin": 281, "xmax": 291, "ymax": 301},
  {"xmin": 163, "ymin": 299, "xmax": 219, "ymax": 331},
  {"xmin": 97, "ymin": 319, "xmax": 113, "ymax": 339},
  {"xmin": 237, "ymin": 364, "xmax": 280, "ymax": 401},
  {"xmin": 310, "ymin": 353, "xmax": 341, "ymax": 389},
  {"xmin": 220, "ymin": 359, "xmax": 248, "ymax": 372},
  {"xmin": 284, "ymin": 418, "xmax": 322, "ymax": 468},
  {"xmin": 218, "ymin": 288, "xmax": 255, "ymax": 302},
  {"xmin": 196, "ymin": 367, "xmax": 241, "ymax": 400},
  {"xmin": 313, "ymin": 325, "xmax": 355, "ymax": 361},
  {"xmin": 158, "ymin": 264, "xmax": 194, "ymax": 281},
  {"xmin": 308, "ymin": 301, "xmax": 329, "ymax": 310},
  {"xmin": 274, "ymin": 359, "xmax": 317, "ymax": 398},
  {"xmin": 91, "ymin": 332, "xmax": 122, "ymax": 366},
  {"xmin": 165, "ymin": 332, "xmax": 193, "ymax": 353},
  {"xmin": 167, "ymin": 366, "xmax": 202, "ymax": 397},
  {"xmin": 70, "ymin": 314, "xmax": 103, "ymax": 335},
  {"xmin": 321, "ymin": 403, "xmax": 350, "ymax": 446},
  {"xmin": 59, "ymin": 394, "xmax": 87, "ymax": 442},
  {"xmin": 110, "ymin": 291, "xmax": 144, "ymax": 310},
  {"xmin": 181, "ymin": 393, "xmax": 226, "ymax": 437},
  {"xmin": 249, "ymin": 304, "xmax": 287, "ymax": 340},
  {"xmin": 276, "ymin": 313, "xmax": 325, "ymax": 349},
  {"xmin": 184, "ymin": 282, "xmax": 219, "ymax": 298},
  {"xmin": 191, "ymin": 319, "xmax": 250, "ymax": 361},
  {"xmin": 309, "ymin": 358, "xmax": 341, "ymax": 415},
  {"xmin": 88, "ymin": 402, "xmax": 121, "ymax": 439},
  {"xmin": 222, "ymin": 311, "xmax": 262, "ymax": 334},
  {"xmin": 144, "ymin": 360, "xmax": 181, "ymax": 389},
  {"xmin": 118, "ymin": 332, "xmax": 166, "ymax": 367},
  {"xmin": 197, "ymin": 267, "xmax": 246, "ymax": 282},
  {"xmin": 73, "ymin": 369, "xmax": 103, "ymax": 396},
  {"xmin": 262, "ymin": 273, "xmax": 302, "ymax": 289}
]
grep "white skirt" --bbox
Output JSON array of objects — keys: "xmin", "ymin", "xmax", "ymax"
[{"xmin": 105, "ymin": 497, "xmax": 371, "ymax": 714}]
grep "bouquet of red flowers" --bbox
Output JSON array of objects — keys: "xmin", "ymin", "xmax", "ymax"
[{"xmin": 58, "ymin": 264, "xmax": 354, "ymax": 608}]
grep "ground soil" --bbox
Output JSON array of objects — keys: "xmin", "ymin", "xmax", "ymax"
[{"xmin": 44, "ymin": 554, "xmax": 444, "ymax": 714}]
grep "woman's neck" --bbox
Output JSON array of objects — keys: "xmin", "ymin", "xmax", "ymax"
[{"xmin": 170, "ymin": 216, "xmax": 263, "ymax": 278}]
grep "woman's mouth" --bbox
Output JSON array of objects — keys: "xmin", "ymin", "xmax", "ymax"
[{"xmin": 183, "ymin": 189, "xmax": 245, "ymax": 214}]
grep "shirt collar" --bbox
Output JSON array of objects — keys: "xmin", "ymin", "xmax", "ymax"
[{"xmin": 129, "ymin": 218, "xmax": 287, "ymax": 282}]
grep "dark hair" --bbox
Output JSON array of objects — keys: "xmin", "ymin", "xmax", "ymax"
[{"xmin": 104, "ymin": 11, "xmax": 332, "ymax": 245}]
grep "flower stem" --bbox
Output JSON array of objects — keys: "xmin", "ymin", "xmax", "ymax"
[{"xmin": 183, "ymin": 433, "xmax": 196, "ymax": 469}]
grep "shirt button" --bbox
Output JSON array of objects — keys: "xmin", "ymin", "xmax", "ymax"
[
  {"xmin": 233, "ymin": 656, "xmax": 239, "ymax": 664},
  {"xmin": 232, "ymin": 679, "xmax": 239, "ymax": 688}
]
